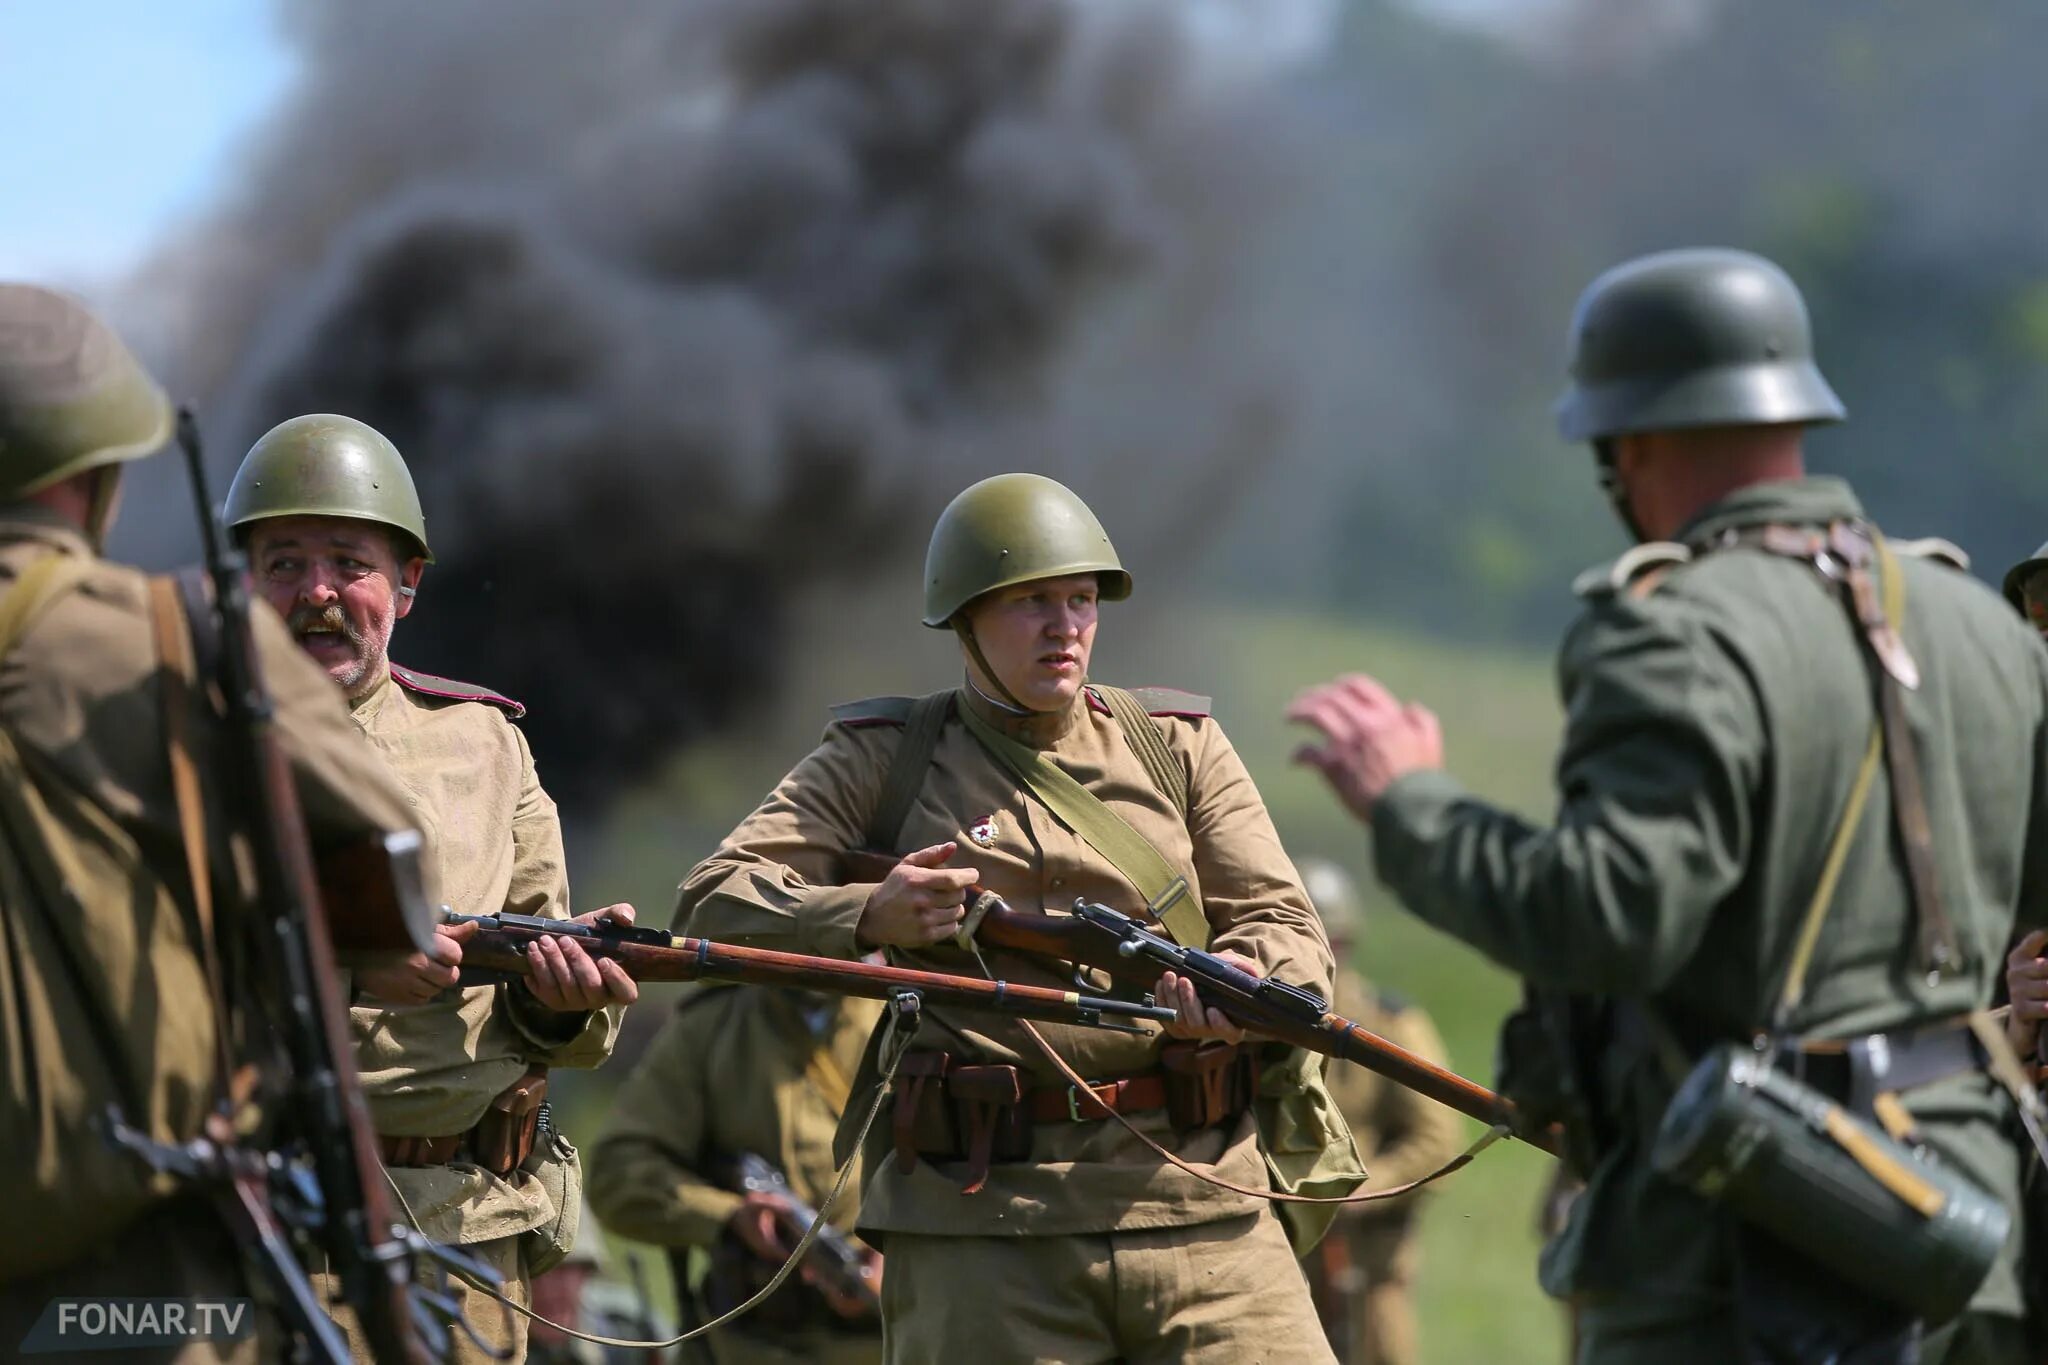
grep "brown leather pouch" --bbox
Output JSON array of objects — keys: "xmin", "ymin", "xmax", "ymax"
[
  {"xmin": 473, "ymin": 1064, "xmax": 548, "ymax": 1177},
  {"xmin": 892, "ymin": 1051, "xmax": 956, "ymax": 1174},
  {"xmin": 948, "ymin": 1064, "xmax": 1030, "ymax": 1194},
  {"xmin": 1159, "ymin": 1040, "xmax": 1253, "ymax": 1131}
]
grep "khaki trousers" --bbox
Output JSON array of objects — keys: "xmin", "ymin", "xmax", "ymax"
[
  {"xmin": 880, "ymin": 1210, "xmax": 1334, "ymax": 1365},
  {"xmin": 1324, "ymin": 1218, "xmax": 1419, "ymax": 1365},
  {"xmin": 316, "ymin": 1232, "xmax": 529, "ymax": 1364}
]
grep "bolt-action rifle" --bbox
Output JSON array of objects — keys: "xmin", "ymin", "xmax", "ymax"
[
  {"xmin": 110, "ymin": 412, "xmax": 480, "ymax": 1365},
  {"xmin": 701, "ymin": 1151, "xmax": 880, "ymax": 1324},
  {"xmin": 839, "ymin": 849, "xmax": 1557, "ymax": 1156},
  {"xmin": 449, "ymin": 912, "xmax": 1179, "ymax": 1033}
]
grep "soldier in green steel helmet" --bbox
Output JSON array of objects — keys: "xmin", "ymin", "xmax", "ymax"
[
  {"xmin": 1293, "ymin": 248, "xmax": 2048, "ymax": 1364},
  {"xmin": 2001, "ymin": 542, "xmax": 2048, "ymax": 638},
  {"xmin": 226, "ymin": 413, "xmax": 636, "ymax": 1363},
  {"xmin": 680, "ymin": 471, "xmax": 1357, "ymax": 1363},
  {"xmin": 224, "ymin": 414, "xmax": 432, "ymax": 698},
  {"xmin": 0, "ymin": 281, "xmax": 174, "ymax": 548}
]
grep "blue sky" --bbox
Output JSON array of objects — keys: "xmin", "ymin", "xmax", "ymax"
[{"xmin": 0, "ymin": 0, "xmax": 293, "ymax": 288}]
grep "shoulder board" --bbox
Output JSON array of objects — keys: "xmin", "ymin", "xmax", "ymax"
[
  {"xmin": 390, "ymin": 663, "xmax": 525, "ymax": 718},
  {"xmin": 1889, "ymin": 537, "xmax": 1971, "ymax": 572},
  {"xmin": 828, "ymin": 695, "xmax": 916, "ymax": 728},
  {"xmin": 1086, "ymin": 685, "xmax": 1212, "ymax": 718},
  {"xmin": 1572, "ymin": 541, "xmax": 1693, "ymax": 600}
]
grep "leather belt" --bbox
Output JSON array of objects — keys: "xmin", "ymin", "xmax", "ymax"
[
  {"xmin": 1028, "ymin": 1073, "xmax": 1173, "ymax": 1124},
  {"xmin": 378, "ymin": 1131, "xmax": 465, "ymax": 1169}
]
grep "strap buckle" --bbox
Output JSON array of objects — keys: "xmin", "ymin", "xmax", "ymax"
[{"xmin": 1066, "ymin": 1080, "xmax": 1107, "ymax": 1122}]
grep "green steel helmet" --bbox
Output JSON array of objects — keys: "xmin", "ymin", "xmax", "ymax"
[
  {"xmin": 922, "ymin": 473, "xmax": 1131, "ymax": 628},
  {"xmin": 1295, "ymin": 858, "xmax": 1363, "ymax": 943},
  {"xmin": 1555, "ymin": 248, "xmax": 1846, "ymax": 442},
  {"xmin": 225, "ymin": 413, "xmax": 433, "ymax": 562},
  {"xmin": 0, "ymin": 282, "xmax": 173, "ymax": 501},
  {"xmin": 2003, "ymin": 541, "xmax": 2048, "ymax": 611}
]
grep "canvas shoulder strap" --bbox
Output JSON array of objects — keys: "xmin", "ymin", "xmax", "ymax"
[
  {"xmin": 1093, "ymin": 684, "xmax": 1190, "ymax": 819},
  {"xmin": 0, "ymin": 554, "xmax": 91, "ymax": 664},
  {"xmin": 864, "ymin": 690, "xmax": 956, "ymax": 854},
  {"xmin": 954, "ymin": 697, "xmax": 1210, "ymax": 949}
]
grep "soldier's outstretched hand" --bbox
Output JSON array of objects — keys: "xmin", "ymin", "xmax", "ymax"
[
  {"xmin": 2006, "ymin": 928, "xmax": 2048, "ymax": 1059},
  {"xmin": 526, "ymin": 903, "xmax": 641, "ymax": 1010},
  {"xmin": 857, "ymin": 841, "xmax": 979, "ymax": 949},
  {"xmin": 1287, "ymin": 673, "xmax": 1444, "ymax": 821}
]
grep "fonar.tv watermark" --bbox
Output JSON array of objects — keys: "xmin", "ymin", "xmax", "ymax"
[{"xmin": 20, "ymin": 1299, "xmax": 253, "ymax": 1354}]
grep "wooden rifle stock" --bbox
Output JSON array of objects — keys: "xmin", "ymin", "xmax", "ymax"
[
  {"xmin": 449, "ymin": 912, "xmax": 1178, "ymax": 1032},
  {"xmin": 839, "ymin": 847, "xmax": 1556, "ymax": 1156}
]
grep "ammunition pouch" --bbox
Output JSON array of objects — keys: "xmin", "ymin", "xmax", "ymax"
[
  {"xmin": 474, "ymin": 1064, "xmax": 549, "ymax": 1178},
  {"xmin": 1159, "ymin": 1039, "xmax": 1256, "ymax": 1131},
  {"xmin": 1652, "ymin": 1042, "xmax": 2009, "ymax": 1324},
  {"xmin": 891, "ymin": 1046, "xmax": 1254, "ymax": 1193}
]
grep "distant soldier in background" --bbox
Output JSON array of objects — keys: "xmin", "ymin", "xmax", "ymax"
[
  {"xmin": 0, "ymin": 286, "xmax": 425, "ymax": 1355},
  {"xmin": 526, "ymin": 1203, "xmax": 671, "ymax": 1365},
  {"xmin": 590, "ymin": 985, "xmax": 886, "ymax": 1365},
  {"xmin": 225, "ymin": 414, "xmax": 638, "ymax": 1362},
  {"xmin": 1296, "ymin": 859, "xmax": 1463, "ymax": 1365},
  {"xmin": 2001, "ymin": 543, "xmax": 2048, "ymax": 642}
]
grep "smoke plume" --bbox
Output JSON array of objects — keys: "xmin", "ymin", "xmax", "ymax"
[{"xmin": 146, "ymin": 0, "xmax": 1331, "ymax": 803}]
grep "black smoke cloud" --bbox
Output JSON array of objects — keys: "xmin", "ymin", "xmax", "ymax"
[{"xmin": 151, "ymin": 0, "xmax": 1328, "ymax": 804}]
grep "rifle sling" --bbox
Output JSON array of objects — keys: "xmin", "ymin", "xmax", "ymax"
[
  {"xmin": 954, "ymin": 694, "xmax": 1211, "ymax": 950},
  {"xmin": 148, "ymin": 576, "xmax": 238, "ymax": 1095}
]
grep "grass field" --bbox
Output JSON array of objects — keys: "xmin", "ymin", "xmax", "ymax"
[{"xmin": 565, "ymin": 599, "xmax": 1570, "ymax": 1364}]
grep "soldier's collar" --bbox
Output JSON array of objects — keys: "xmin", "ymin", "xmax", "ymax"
[
  {"xmin": 0, "ymin": 503, "xmax": 94, "ymax": 558},
  {"xmin": 958, "ymin": 674, "xmax": 1082, "ymax": 749},
  {"xmin": 347, "ymin": 666, "xmax": 396, "ymax": 720},
  {"xmin": 1673, "ymin": 475, "xmax": 1865, "ymax": 548}
]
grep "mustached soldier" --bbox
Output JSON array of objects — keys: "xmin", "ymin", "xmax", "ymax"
[
  {"xmin": 589, "ymin": 987, "xmax": 886, "ymax": 1365},
  {"xmin": 680, "ymin": 473, "xmax": 1360, "ymax": 1364},
  {"xmin": 1292, "ymin": 249, "xmax": 2048, "ymax": 1363},
  {"xmin": 0, "ymin": 286, "xmax": 427, "ymax": 1357},
  {"xmin": 224, "ymin": 415, "xmax": 638, "ymax": 1362}
]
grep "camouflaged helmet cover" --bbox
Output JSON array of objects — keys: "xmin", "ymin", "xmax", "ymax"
[
  {"xmin": 922, "ymin": 473, "xmax": 1130, "ymax": 627},
  {"xmin": 0, "ymin": 283, "xmax": 173, "ymax": 500},
  {"xmin": 1556, "ymin": 248, "xmax": 1846, "ymax": 442},
  {"xmin": 225, "ymin": 413, "xmax": 433, "ymax": 562}
]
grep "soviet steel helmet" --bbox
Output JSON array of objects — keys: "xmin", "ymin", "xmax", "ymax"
[
  {"xmin": 1556, "ymin": 248, "xmax": 1846, "ymax": 443},
  {"xmin": 1296, "ymin": 858, "xmax": 1363, "ymax": 943},
  {"xmin": 224, "ymin": 414, "xmax": 432, "ymax": 561},
  {"xmin": 0, "ymin": 283, "xmax": 173, "ymax": 501},
  {"xmin": 922, "ymin": 473, "xmax": 1131, "ymax": 628},
  {"xmin": 2003, "ymin": 542, "xmax": 2048, "ymax": 611}
]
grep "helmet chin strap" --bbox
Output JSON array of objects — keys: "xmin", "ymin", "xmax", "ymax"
[
  {"xmin": 83, "ymin": 466, "xmax": 124, "ymax": 552},
  {"xmin": 952, "ymin": 620, "xmax": 1035, "ymax": 714},
  {"xmin": 1593, "ymin": 439, "xmax": 1649, "ymax": 543}
]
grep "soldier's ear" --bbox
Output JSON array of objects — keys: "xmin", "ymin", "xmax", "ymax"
[{"xmin": 395, "ymin": 558, "xmax": 425, "ymax": 618}]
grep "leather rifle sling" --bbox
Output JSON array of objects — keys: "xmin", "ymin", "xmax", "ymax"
[{"xmin": 147, "ymin": 576, "xmax": 240, "ymax": 1095}]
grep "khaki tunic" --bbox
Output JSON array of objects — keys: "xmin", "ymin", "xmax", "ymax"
[
  {"xmin": 1317, "ymin": 969, "xmax": 1463, "ymax": 1365},
  {"xmin": 679, "ymin": 683, "xmax": 1335, "ymax": 1239},
  {"xmin": 589, "ymin": 986, "xmax": 883, "ymax": 1363},
  {"xmin": 0, "ymin": 507, "xmax": 424, "ymax": 1350},
  {"xmin": 345, "ymin": 668, "xmax": 621, "ymax": 1247}
]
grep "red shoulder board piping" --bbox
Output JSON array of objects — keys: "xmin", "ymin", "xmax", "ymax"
[
  {"xmin": 1130, "ymin": 685, "xmax": 1212, "ymax": 719},
  {"xmin": 389, "ymin": 663, "xmax": 526, "ymax": 718}
]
